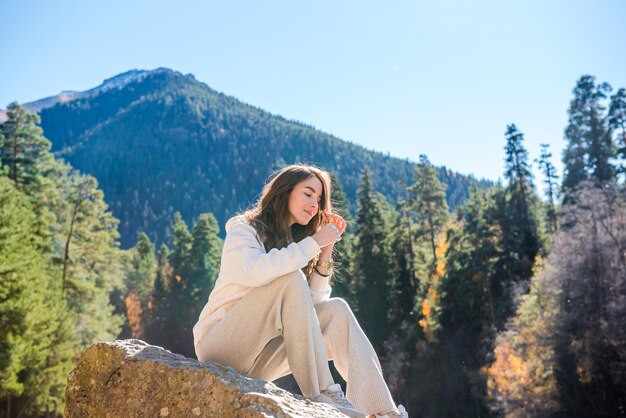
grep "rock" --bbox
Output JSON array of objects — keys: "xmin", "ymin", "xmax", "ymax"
[{"xmin": 64, "ymin": 339, "xmax": 346, "ymax": 417}]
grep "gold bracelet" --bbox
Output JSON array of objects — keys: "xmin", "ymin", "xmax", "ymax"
[{"xmin": 316, "ymin": 260, "xmax": 333, "ymax": 270}]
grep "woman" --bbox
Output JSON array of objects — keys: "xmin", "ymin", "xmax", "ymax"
[{"xmin": 193, "ymin": 164, "xmax": 408, "ymax": 418}]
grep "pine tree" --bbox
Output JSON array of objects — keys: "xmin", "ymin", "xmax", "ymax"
[
  {"xmin": 562, "ymin": 76, "xmax": 615, "ymax": 193},
  {"xmin": 501, "ymin": 124, "xmax": 542, "ymax": 292},
  {"xmin": 0, "ymin": 176, "xmax": 73, "ymax": 417},
  {"xmin": 169, "ymin": 212, "xmax": 193, "ymax": 281},
  {"xmin": 188, "ymin": 213, "xmax": 221, "ymax": 304},
  {"xmin": 608, "ymin": 87, "xmax": 626, "ymax": 178},
  {"xmin": 504, "ymin": 124, "xmax": 533, "ymax": 207},
  {"xmin": 585, "ymin": 85, "xmax": 615, "ymax": 185},
  {"xmin": 388, "ymin": 198, "xmax": 417, "ymax": 331},
  {"xmin": 0, "ymin": 104, "xmax": 128, "ymax": 415},
  {"xmin": 405, "ymin": 183, "xmax": 500, "ymax": 418},
  {"xmin": 150, "ymin": 212, "xmax": 224, "ymax": 358},
  {"xmin": 121, "ymin": 232, "xmax": 157, "ymax": 339},
  {"xmin": 152, "ymin": 212, "xmax": 194, "ymax": 355},
  {"xmin": 125, "ymin": 232, "xmax": 157, "ymax": 303},
  {"xmin": 0, "ymin": 103, "xmax": 54, "ymax": 193},
  {"xmin": 535, "ymin": 144, "xmax": 559, "ymax": 233},
  {"xmin": 353, "ymin": 170, "xmax": 395, "ymax": 352},
  {"xmin": 441, "ymin": 183, "xmax": 500, "ymax": 334},
  {"xmin": 182, "ymin": 213, "xmax": 223, "ymax": 355},
  {"xmin": 377, "ymin": 197, "xmax": 418, "ymax": 404},
  {"xmin": 417, "ymin": 228, "xmax": 449, "ymax": 343},
  {"xmin": 407, "ymin": 155, "xmax": 449, "ymax": 263},
  {"xmin": 0, "ymin": 103, "xmax": 60, "ymax": 251},
  {"xmin": 144, "ymin": 244, "xmax": 173, "ymax": 348},
  {"xmin": 61, "ymin": 171, "xmax": 125, "ymax": 351}
]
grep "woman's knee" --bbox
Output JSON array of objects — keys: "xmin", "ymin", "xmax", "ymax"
[
  {"xmin": 327, "ymin": 297, "xmax": 352, "ymax": 312},
  {"xmin": 274, "ymin": 270, "xmax": 310, "ymax": 295},
  {"xmin": 318, "ymin": 297, "xmax": 354, "ymax": 321},
  {"xmin": 317, "ymin": 298, "xmax": 359, "ymax": 345}
]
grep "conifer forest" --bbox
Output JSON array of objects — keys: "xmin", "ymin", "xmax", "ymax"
[{"xmin": 1, "ymin": 73, "xmax": 625, "ymax": 417}]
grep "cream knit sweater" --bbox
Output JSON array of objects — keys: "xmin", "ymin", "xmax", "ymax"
[{"xmin": 192, "ymin": 215, "xmax": 332, "ymax": 351}]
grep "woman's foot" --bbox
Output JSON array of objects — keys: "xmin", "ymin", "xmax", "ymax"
[
  {"xmin": 372, "ymin": 404, "xmax": 409, "ymax": 418},
  {"xmin": 311, "ymin": 383, "xmax": 366, "ymax": 418}
]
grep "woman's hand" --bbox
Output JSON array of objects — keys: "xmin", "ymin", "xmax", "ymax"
[
  {"xmin": 320, "ymin": 211, "xmax": 347, "ymax": 234},
  {"xmin": 312, "ymin": 223, "xmax": 342, "ymax": 248}
]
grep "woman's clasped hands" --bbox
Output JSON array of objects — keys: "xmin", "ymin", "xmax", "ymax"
[{"xmin": 311, "ymin": 211, "xmax": 346, "ymax": 248}]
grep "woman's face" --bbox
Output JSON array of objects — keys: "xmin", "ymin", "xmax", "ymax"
[{"xmin": 288, "ymin": 176, "xmax": 323, "ymax": 226}]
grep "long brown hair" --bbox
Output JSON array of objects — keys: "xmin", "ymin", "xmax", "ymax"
[{"xmin": 242, "ymin": 164, "xmax": 333, "ymax": 278}]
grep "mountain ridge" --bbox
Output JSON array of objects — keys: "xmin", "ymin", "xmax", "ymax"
[
  {"xmin": 14, "ymin": 67, "xmax": 489, "ymax": 248},
  {"xmin": 0, "ymin": 69, "xmax": 164, "ymax": 122}
]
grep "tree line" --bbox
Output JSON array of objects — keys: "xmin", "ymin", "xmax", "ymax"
[{"xmin": 1, "ymin": 74, "xmax": 625, "ymax": 417}]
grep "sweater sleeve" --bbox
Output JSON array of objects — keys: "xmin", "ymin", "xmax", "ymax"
[
  {"xmin": 224, "ymin": 222, "xmax": 321, "ymax": 287},
  {"xmin": 309, "ymin": 270, "xmax": 332, "ymax": 306}
]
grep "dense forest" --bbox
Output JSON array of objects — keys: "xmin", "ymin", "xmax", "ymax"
[
  {"xmin": 1, "ymin": 74, "xmax": 625, "ymax": 417},
  {"xmin": 36, "ymin": 68, "xmax": 488, "ymax": 249}
]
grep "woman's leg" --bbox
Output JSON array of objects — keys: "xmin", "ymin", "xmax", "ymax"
[
  {"xmin": 315, "ymin": 298, "xmax": 398, "ymax": 416},
  {"xmin": 245, "ymin": 296, "xmax": 398, "ymax": 416},
  {"xmin": 195, "ymin": 271, "xmax": 334, "ymax": 398},
  {"xmin": 246, "ymin": 335, "xmax": 290, "ymax": 381}
]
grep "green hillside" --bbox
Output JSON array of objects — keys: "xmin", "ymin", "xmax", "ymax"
[{"xmin": 39, "ymin": 68, "xmax": 488, "ymax": 248}]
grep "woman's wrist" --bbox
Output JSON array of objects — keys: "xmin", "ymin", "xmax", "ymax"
[
  {"xmin": 319, "ymin": 245, "xmax": 333, "ymax": 260},
  {"xmin": 315, "ymin": 257, "xmax": 334, "ymax": 276},
  {"xmin": 314, "ymin": 241, "xmax": 334, "ymax": 275},
  {"xmin": 313, "ymin": 266, "xmax": 331, "ymax": 277}
]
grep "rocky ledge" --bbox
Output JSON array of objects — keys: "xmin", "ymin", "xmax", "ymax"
[{"xmin": 64, "ymin": 339, "xmax": 346, "ymax": 417}]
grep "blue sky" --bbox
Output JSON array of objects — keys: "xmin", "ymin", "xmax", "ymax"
[{"xmin": 1, "ymin": 0, "xmax": 625, "ymax": 184}]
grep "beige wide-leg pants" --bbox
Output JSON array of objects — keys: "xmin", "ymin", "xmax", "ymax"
[{"xmin": 195, "ymin": 271, "xmax": 397, "ymax": 416}]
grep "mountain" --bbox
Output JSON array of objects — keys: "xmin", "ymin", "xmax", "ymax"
[
  {"xmin": 0, "ymin": 70, "xmax": 152, "ymax": 123},
  {"xmin": 32, "ymin": 68, "xmax": 489, "ymax": 249}
]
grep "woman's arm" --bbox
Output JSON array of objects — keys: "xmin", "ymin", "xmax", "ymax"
[
  {"xmin": 308, "ymin": 244, "xmax": 333, "ymax": 305},
  {"xmin": 309, "ymin": 269, "xmax": 332, "ymax": 305},
  {"xmin": 223, "ymin": 222, "xmax": 321, "ymax": 286}
]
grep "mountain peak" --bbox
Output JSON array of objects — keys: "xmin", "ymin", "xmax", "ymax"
[
  {"xmin": 0, "ymin": 68, "xmax": 181, "ymax": 122},
  {"xmin": 96, "ymin": 68, "xmax": 182, "ymax": 92},
  {"xmin": 96, "ymin": 69, "xmax": 151, "ymax": 92}
]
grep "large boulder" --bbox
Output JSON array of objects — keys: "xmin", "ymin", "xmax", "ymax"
[{"xmin": 64, "ymin": 339, "xmax": 346, "ymax": 417}]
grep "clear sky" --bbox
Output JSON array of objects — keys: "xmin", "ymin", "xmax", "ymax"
[{"xmin": 1, "ymin": 0, "xmax": 625, "ymax": 184}]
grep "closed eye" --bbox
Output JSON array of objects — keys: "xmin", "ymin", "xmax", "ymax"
[{"xmin": 304, "ymin": 192, "xmax": 320, "ymax": 204}]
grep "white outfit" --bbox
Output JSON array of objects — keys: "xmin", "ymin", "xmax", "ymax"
[{"xmin": 192, "ymin": 215, "xmax": 398, "ymax": 415}]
